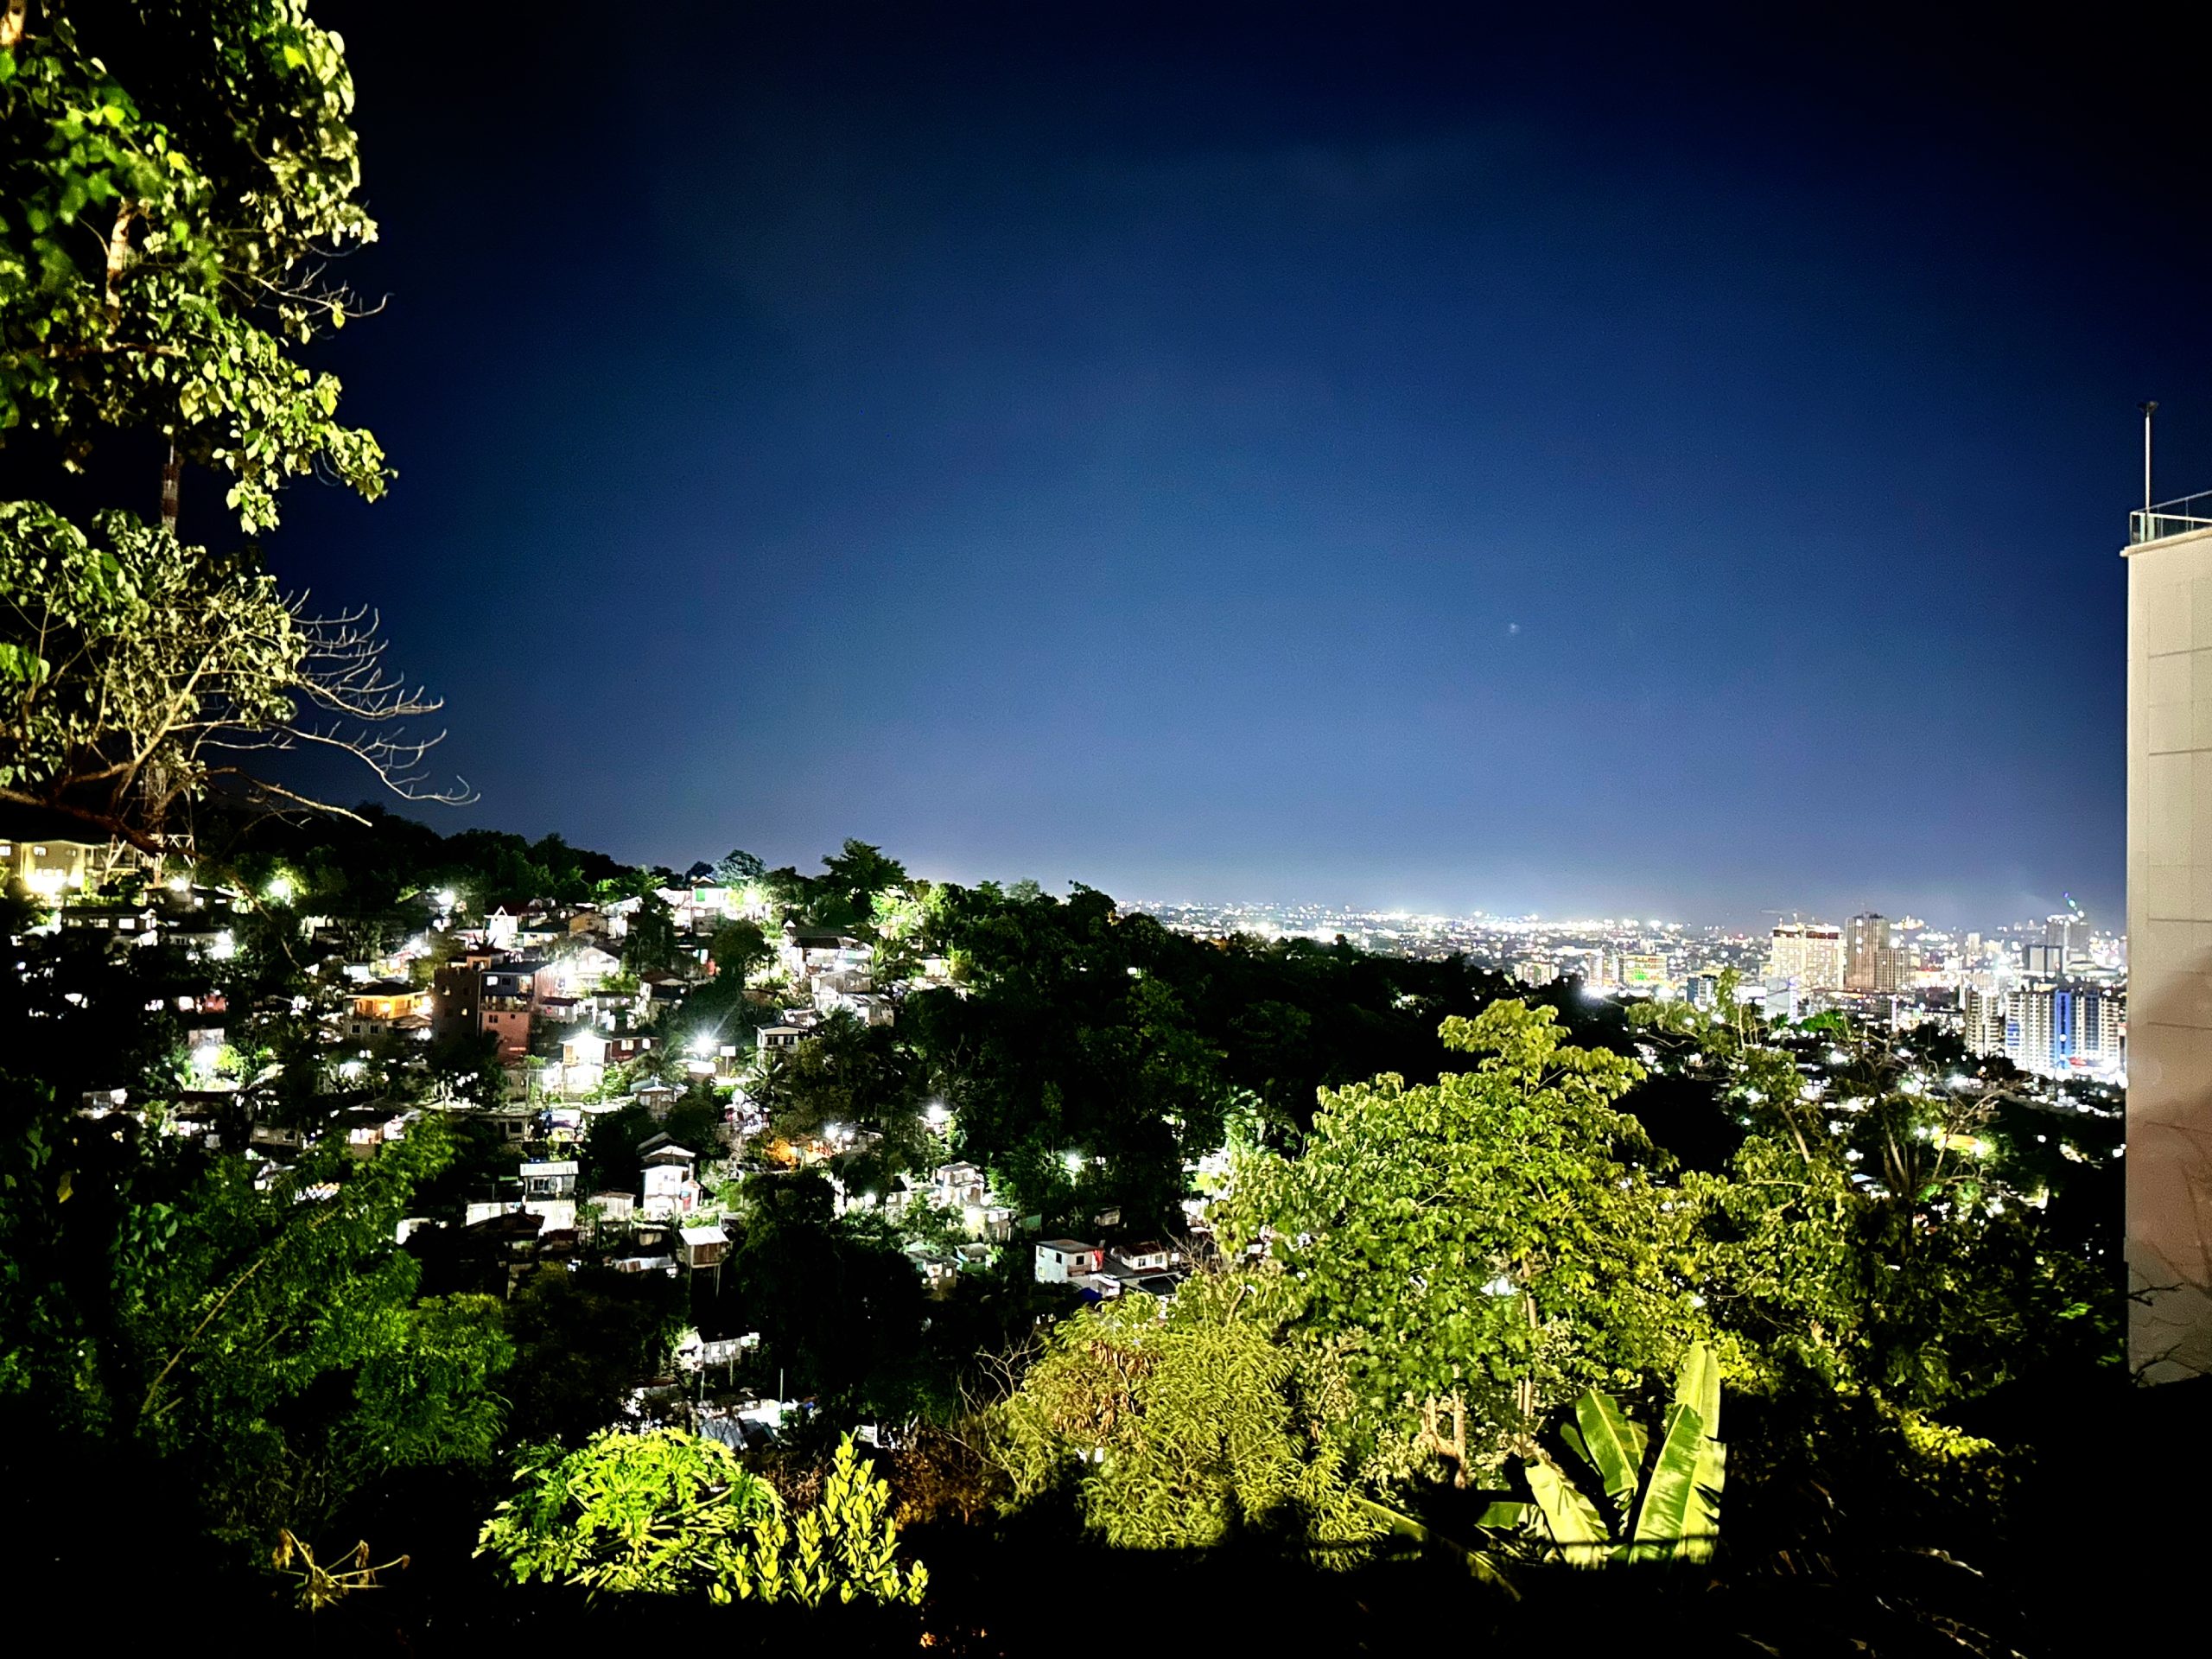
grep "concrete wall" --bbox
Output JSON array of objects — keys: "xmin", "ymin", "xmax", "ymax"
[{"xmin": 2126, "ymin": 523, "xmax": 2212, "ymax": 1380}]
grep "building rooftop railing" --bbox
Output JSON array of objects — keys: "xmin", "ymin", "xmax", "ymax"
[{"xmin": 2131, "ymin": 492, "xmax": 2212, "ymax": 544}]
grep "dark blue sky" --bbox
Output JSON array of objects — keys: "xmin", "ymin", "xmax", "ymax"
[{"xmin": 267, "ymin": 3, "xmax": 2212, "ymax": 927}]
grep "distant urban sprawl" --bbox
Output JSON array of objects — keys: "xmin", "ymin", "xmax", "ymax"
[{"xmin": 1129, "ymin": 899, "xmax": 2126, "ymax": 1085}]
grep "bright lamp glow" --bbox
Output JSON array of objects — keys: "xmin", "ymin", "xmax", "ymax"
[
  {"xmin": 265, "ymin": 874, "xmax": 296, "ymax": 903},
  {"xmin": 435, "ymin": 888, "xmax": 457, "ymax": 911}
]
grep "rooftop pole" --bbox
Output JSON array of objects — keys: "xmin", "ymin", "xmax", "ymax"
[{"xmin": 2142, "ymin": 400, "xmax": 2160, "ymax": 512}]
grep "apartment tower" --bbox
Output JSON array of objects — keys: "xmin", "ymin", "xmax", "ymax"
[{"xmin": 2125, "ymin": 492, "xmax": 2212, "ymax": 1379}]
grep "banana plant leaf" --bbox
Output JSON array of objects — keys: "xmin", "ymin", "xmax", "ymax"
[
  {"xmin": 1526, "ymin": 1457, "xmax": 1614, "ymax": 1567},
  {"xmin": 1627, "ymin": 1401, "xmax": 1707, "ymax": 1563},
  {"xmin": 1683, "ymin": 1436, "xmax": 1726, "ymax": 1564},
  {"xmin": 1572, "ymin": 1389, "xmax": 1648, "ymax": 1520},
  {"xmin": 1673, "ymin": 1342, "xmax": 1721, "ymax": 1441}
]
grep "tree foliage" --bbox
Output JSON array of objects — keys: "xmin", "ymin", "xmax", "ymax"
[
  {"xmin": 725, "ymin": 1171, "xmax": 927, "ymax": 1414},
  {"xmin": 0, "ymin": 501, "xmax": 457, "ymax": 846},
  {"xmin": 1225, "ymin": 1000, "xmax": 1710, "ymax": 1478},
  {"xmin": 1, "ymin": 0, "xmax": 386, "ymax": 531},
  {"xmin": 0, "ymin": 1100, "xmax": 510, "ymax": 1543},
  {"xmin": 476, "ymin": 1427, "xmax": 926, "ymax": 1607},
  {"xmin": 994, "ymin": 1274, "xmax": 1384, "ymax": 1554}
]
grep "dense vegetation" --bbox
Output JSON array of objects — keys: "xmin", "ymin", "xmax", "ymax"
[{"xmin": 0, "ymin": 796, "xmax": 2128, "ymax": 1652}]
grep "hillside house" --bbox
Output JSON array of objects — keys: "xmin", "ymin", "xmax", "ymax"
[
  {"xmin": 779, "ymin": 924, "xmax": 870, "ymax": 982},
  {"xmin": 430, "ymin": 949, "xmax": 495, "ymax": 1044},
  {"xmin": 587, "ymin": 1191, "xmax": 636, "ymax": 1229},
  {"xmin": 558, "ymin": 1028, "xmax": 608, "ymax": 1096},
  {"xmin": 520, "ymin": 1159, "xmax": 577, "ymax": 1200},
  {"xmin": 678, "ymin": 1223, "xmax": 729, "ymax": 1271},
  {"xmin": 633, "ymin": 1079, "xmax": 681, "ymax": 1119},
  {"xmin": 479, "ymin": 961, "xmax": 542, "ymax": 1058},
  {"xmin": 1034, "ymin": 1240, "xmax": 1104, "ymax": 1283},
  {"xmin": 1, "ymin": 833, "xmax": 103, "ymax": 897},
  {"xmin": 640, "ymin": 1139, "xmax": 700, "ymax": 1219},
  {"xmin": 1110, "ymin": 1242, "xmax": 1176, "ymax": 1274},
  {"xmin": 535, "ymin": 945, "xmax": 620, "ymax": 1003}
]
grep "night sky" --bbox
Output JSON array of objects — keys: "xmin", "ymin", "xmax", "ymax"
[{"xmin": 256, "ymin": 4, "xmax": 2212, "ymax": 927}]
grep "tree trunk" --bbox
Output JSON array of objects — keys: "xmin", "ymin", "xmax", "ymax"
[
  {"xmin": 161, "ymin": 442, "xmax": 181, "ymax": 534},
  {"xmin": 103, "ymin": 200, "xmax": 136, "ymax": 324}
]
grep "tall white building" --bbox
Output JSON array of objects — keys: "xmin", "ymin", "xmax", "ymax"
[
  {"xmin": 1766, "ymin": 922, "xmax": 1843, "ymax": 990},
  {"xmin": 1961, "ymin": 986, "xmax": 2006, "ymax": 1058},
  {"xmin": 2125, "ymin": 495, "xmax": 2212, "ymax": 1378},
  {"xmin": 2002, "ymin": 982, "xmax": 2124, "ymax": 1077},
  {"xmin": 1845, "ymin": 912, "xmax": 1890, "ymax": 992}
]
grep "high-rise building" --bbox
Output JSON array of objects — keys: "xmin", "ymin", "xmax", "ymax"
[
  {"xmin": 1961, "ymin": 986, "xmax": 2006, "ymax": 1058},
  {"xmin": 1618, "ymin": 952, "xmax": 1668, "ymax": 991},
  {"xmin": 2080, "ymin": 987, "xmax": 2126, "ymax": 1068},
  {"xmin": 1845, "ymin": 912, "xmax": 1891, "ymax": 992},
  {"xmin": 1767, "ymin": 922, "xmax": 1844, "ymax": 990},
  {"xmin": 2003, "ymin": 985, "xmax": 2057, "ymax": 1073},
  {"xmin": 2126, "ymin": 498, "xmax": 2212, "ymax": 1378},
  {"xmin": 2044, "ymin": 906, "xmax": 2091, "ymax": 971},
  {"xmin": 2005, "ymin": 982, "xmax": 2124, "ymax": 1076}
]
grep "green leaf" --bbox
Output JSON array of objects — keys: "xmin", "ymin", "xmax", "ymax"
[
  {"xmin": 1626, "ymin": 1401, "xmax": 1705, "ymax": 1562},
  {"xmin": 1685, "ymin": 1435, "xmax": 1726, "ymax": 1565},
  {"xmin": 1572, "ymin": 1388, "xmax": 1648, "ymax": 1518},
  {"xmin": 1526, "ymin": 1456, "xmax": 1613, "ymax": 1566},
  {"xmin": 0, "ymin": 640, "xmax": 51, "ymax": 684},
  {"xmin": 1673, "ymin": 1341, "xmax": 1720, "ymax": 1440}
]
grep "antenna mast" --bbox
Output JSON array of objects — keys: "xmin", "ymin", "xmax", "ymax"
[{"xmin": 2142, "ymin": 401, "xmax": 2160, "ymax": 512}]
